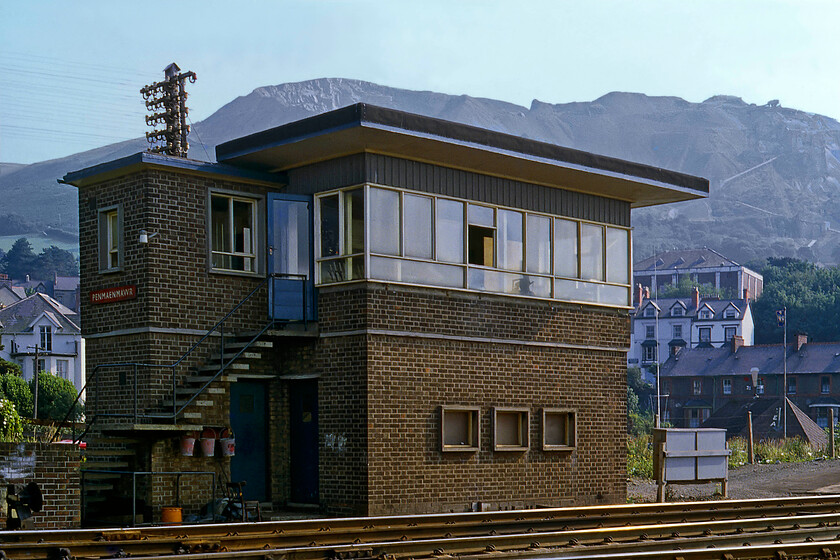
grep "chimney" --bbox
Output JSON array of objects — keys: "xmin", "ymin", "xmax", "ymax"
[
  {"xmin": 743, "ymin": 288, "xmax": 751, "ymax": 304},
  {"xmin": 692, "ymin": 286, "xmax": 700, "ymax": 310},
  {"xmin": 796, "ymin": 333, "xmax": 808, "ymax": 352},
  {"xmin": 636, "ymin": 283, "xmax": 644, "ymax": 307},
  {"xmin": 644, "ymin": 286, "xmax": 651, "ymax": 300},
  {"xmin": 731, "ymin": 335, "xmax": 744, "ymax": 354}
]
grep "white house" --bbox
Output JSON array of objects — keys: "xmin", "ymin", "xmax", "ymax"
[
  {"xmin": 629, "ymin": 286, "xmax": 754, "ymax": 382},
  {"xmin": 0, "ymin": 293, "xmax": 84, "ymax": 393}
]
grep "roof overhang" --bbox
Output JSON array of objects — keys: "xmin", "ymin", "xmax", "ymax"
[{"xmin": 216, "ymin": 104, "xmax": 709, "ymax": 209}]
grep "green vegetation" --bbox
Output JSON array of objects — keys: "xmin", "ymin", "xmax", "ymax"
[
  {"xmin": 0, "ymin": 372, "xmax": 33, "ymax": 417},
  {"xmin": 0, "ymin": 372, "xmax": 82, "ymax": 422},
  {"xmin": 0, "ymin": 236, "xmax": 78, "ymax": 280},
  {"xmin": 0, "ymin": 398, "xmax": 23, "ymax": 442},
  {"xmin": 657, "ymin": 274, "xmax": 731, "ymax": 299}
]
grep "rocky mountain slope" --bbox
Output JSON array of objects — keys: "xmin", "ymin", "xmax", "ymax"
[{"xmin": 4, "ymin": 78, "xmax": 840, "ymax": 265}]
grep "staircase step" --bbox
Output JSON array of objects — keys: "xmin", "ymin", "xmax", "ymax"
[
  {"xmin": 176, "ymin": 399, "xmax": 215, "ymax": 408},
  {"xmin": 210, "ymin": 351, "xmax": 262, "ymax": 361},
  {"xmin": 83, "ymin": 460, "xmax": 130, "ymax": 470},
  {"xmin": 82, "ymin": 472, "xmax": 124, "ymax": 481},
  {"xmin": 197, "ymin": 362, "xmax": 249, "ymax": 373},
  {"xmin": 84, "ymin": 448, "xmax": 136, "ymax": 457},
  {"xmin": 227, "ymin": 340, "xmax": 273, "ymax": 349},
  {"xmin": 83, "ymin": 483, "xmax": 115, "ymax": 492},
  {"xmin": 184, "ymin": 375, "xmax": 234, "ymax": 384}
]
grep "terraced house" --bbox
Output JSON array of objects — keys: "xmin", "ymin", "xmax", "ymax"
[{"xmin": 64, "ymin": 104, "xmax": 708, "ymax": 524}]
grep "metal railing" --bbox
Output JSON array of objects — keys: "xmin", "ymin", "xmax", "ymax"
[{"xmin": 53, "ymin": 273, "xmax": 309, "ymax": 442}]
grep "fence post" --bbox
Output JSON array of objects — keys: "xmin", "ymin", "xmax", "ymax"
[
  {"xmin": 830, "ymin": 408, "xmax": 836, "ymax": 459},
  {"xmin": 747, "ymin": 411, "xmax": 754, "ymax": 465}
]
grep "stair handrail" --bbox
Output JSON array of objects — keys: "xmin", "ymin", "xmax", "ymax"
[{"xmin": 57, "ymin": 273, "xmax": 308, "ymax": 436}]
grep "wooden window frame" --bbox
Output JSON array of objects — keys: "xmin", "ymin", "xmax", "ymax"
[
  {"xmin": 541, "ymin": 408, "xmax": 576, "ymax": 451},
  {"xmin": 492, "ymin": 407, "xmax": 529, "ymax": 452},
  {"xmin": 440, "ymin": 405, "xmax": 480, "ymax": 452},
  {"xmin": 98, "ymin": 205, "xmax": 123, "ymax": 273}
]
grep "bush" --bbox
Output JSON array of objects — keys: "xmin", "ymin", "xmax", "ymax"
[
  {"xmin": 627, "ymin": 434, "xmax": 653, "ymax": 478},
  {"xmin": 0, "ymin": 359, "xmax": 22, "ymax": 376},
  {"xmin": 0, "ymin": 373, "xmax": 33, "ymax": 417},
  {"xmin": 728, "ymin": 437, "xmax": 749, "ymax": 468},
  {"xmin": 30, "ymin": 371, "xmax": 83, "ymax": 421},
  {"xmin": 754, "ymin": 437, "xmax": 817, "ymax": 463},
  {"xmin": 0, "ymin": 398, "xmax": 23, "ymax": 442}
]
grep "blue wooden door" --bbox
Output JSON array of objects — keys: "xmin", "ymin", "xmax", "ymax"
[
  {"xmin": 289, "ymin": 379, "xmax": 318, "ymax": 503},
  {"xmin": 268, "ymin": 194, "xmax": 315, "ymax": 321},
  {"xmin": 230, "ymin": 381, "xmax": 268, "ymax": 501}
]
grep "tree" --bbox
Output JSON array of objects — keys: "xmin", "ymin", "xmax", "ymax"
[
  {"xmin": 0, "ymin": 398, "xmax": 23, "ymax": 442},
  {"xmin": 627, "ymin": 367, "xmax": 656, "ymax": 435},
  {"xmin": 0, "ymin": 358, "xmax": 22, "ymax": 377},
  {"xmin": 657, "ymin": 274, "xmax": 730, "ymax": 299},
  {"xmin": 2, "ymin": 237, "xmax": 36, "ymax": 280},
  {"xmin": 31, "ymin": 245, "xmax": 78, "ymax": 279},
  {"xmin": 0, "ymin": 372, "xmax": 33, "ymax": 417},
  {"xmin": 30, "ymin": 371, "xmax": 83, "ymax": 421}
]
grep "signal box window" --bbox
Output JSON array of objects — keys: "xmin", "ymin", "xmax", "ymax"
[
  {"xmin": 98, "ymin": 206, "xmax": 122, "ymax": 272},
  {"xmin": 211, "ymin": 193, "xmax": 258, "ymax": 273},
  {"xmin": 492, "ymin": 408, "xmax": 529, "ymax": 451},
  {"xmin": 542, "ymin": 409, "xmax": 576, "ymax": 451}
]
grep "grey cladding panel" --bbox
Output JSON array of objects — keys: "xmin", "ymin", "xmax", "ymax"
[
  {"xmin": 366, "ymin": 154, "xmax": 630, "ymax": 226},
  {"xmin": 286, "ymin": 154, "xmax": 367, "ymax": 195}
]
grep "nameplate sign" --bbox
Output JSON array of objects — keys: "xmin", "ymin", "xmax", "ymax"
[{"xmin": 90, "ymin": 285, "xmax": 137, "ymax": 304}]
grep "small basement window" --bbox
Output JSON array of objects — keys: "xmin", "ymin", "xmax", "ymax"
[
  {"xmin": 492, "ymin": 408, "xmax": 529, "ymax": 451},
  {"xmin": 542, "ymin": 409, "xmax": 576, "ymax": 451},
  {"xmin": 441, "ymin": 406, "xmax": 480, "ymax": 452}
]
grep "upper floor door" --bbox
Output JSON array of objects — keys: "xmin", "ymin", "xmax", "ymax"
[{"xmin": 268, "ymin": 194, "xmax": 315, "ymax": 322}]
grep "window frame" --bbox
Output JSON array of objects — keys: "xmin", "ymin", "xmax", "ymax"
[
  {"xmin": 645, "ymin": 325, "xmax": 655, "ymax": 339},
  {"xmin": 492, "ymin": 407, "xmax": 529, "ymax": 452},
  {"xmin": 693, "ymin": 378, "xmax": 702, "ymax": 396},
  {"xmin": 440, "ymin": 405, "xmax": 480, "ymax": 452},
  {"xmin": 787, "ymin": 377, "xmax": 797, "ymax": 395},
  {"xmin": 642, "ymin": 345, "xmax": 657, "ymax": 363},
  {"xmin": 39, "ymin": 325, "xmax": 52, "ymax": 352},
  {"xmin": 724, "ymin": 326, "xmax": 737, "ymax": 341},
  {"xmin": 541, "ymin": 408, "xmax": 576, "ymax": 451},
  {"xmin": 698, "ymin": 327, "xmax": 711, "ymax": 344},
  {"xmin": 822, "ymin": 376, "xmax": 831, "ymax": 395},
  {"xmin": 97, "ymin": 205, "xmax": 123, "ymax": 273},
  {"xmin": 722, "ymin": 378, "xmax": 732, "ymax": 395},
  {"xmin": 208, "ymin": 190, "xmax": 263, "ymax": 276},
  {"xmin": 673, "ymin": 324, "xmax": 683, "ymax": 339}
]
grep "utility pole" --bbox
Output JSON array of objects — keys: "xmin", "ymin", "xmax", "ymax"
[
  {"xmin": 28, "ymin": 345, "xmax": 40, "ymax": 420},
  {"xmin": 776, "ymin": 307, "xmax": 787, "ymax": 438},
  {"xmin": 141, "ymin": 63, "xmax": 196, "ymax": 158}
]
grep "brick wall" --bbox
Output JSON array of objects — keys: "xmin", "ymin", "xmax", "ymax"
[
  {"xmin": 0, "ymin": 442, "xmax": 80, "ymax": 529},
  {"xmin": 312, "ymin": 283, "xmax": 629, "ymax": 515}
]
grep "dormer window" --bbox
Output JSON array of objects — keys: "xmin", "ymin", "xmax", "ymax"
[
  {"xmin": 644, "ymin": 306, "xmax": 656, "ymax": 318},
  {"xmin": 699, "ymin": 308, "xmax": 714, "ymax": 320},
  {"xmin": 724, "ymin": 308, "xmax": 738, "ymax": 319},
  {"xmin": 671, "ymin": 306, "xmax": 683, "ymax": 317}
]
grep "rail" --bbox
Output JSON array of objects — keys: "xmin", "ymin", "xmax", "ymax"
[{"xmin": 5, "ymin": 495, "xmax": 840, "ymax": 559}]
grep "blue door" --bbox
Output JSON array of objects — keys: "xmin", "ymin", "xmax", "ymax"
[
  {"xmin": 230, "ymin": 381, "xmax": 268, "ymax": 501},
  {"xmin": 268, "ymin": 194, "xmax": 315, "ymax": 322},
  {"xmin": 289, "ymin": 379, "xmax": 318, "ymax": 503}
]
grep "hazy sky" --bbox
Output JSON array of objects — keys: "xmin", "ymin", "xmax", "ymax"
[{"xmin": 2, "ymin": 0, "xmax": 839, "ymax": 164}]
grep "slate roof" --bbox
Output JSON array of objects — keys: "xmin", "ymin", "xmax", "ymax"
[
  {"xmin": 54, "ymin": 276, "xmax": 80, "ymax": 292},
  {"xmin": 635, "ymin": 248, "xmax": 739, "ymax": 271},
  {"xmin": 0, "ymin": 293, "xmax": 79, "ymax": 334},
  {"xmin": 660, "ymin": 341, "xmax": 840, "ymax": 378},
  {"xmin": 635, "ymin": 297, "xmax": 749, "ymax": 321},
  {"xmin": 702, "ymin": 397, "xmax": 827, "ymax": 446}
]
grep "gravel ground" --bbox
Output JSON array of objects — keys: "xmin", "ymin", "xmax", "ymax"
[{"xmin": 628, "ymin": 458, "xmax": 840, "ymax": 502}]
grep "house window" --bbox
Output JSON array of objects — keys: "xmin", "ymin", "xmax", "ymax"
[
  {"xmin": 39, "ymin": 325, "xmax": 52, "ymax": 352},
  {"xmin": 698, "ymin": 327, "xmax": 711, "ymax": 344},
  {"xmin": 687, "ymin": 408, "xmax": 709, "ymax": 428},
  {"xmin": 756, "ymin": 378, "xmax": 765, "ymax": 394},
  {"xmin": 724, "ymin": 308, "xmax": 738, "ymax": 319},
  {"xmin": 817, "ymin": 408, "xmax": 829, "ymax": 429},
  {"xmin": 693, "ymin": 378, "xmax": 702, "ymax": 396},
  {"xmin": 671, "ymin": 306, "xmax": 683, "ymax": 316},
  {"xmin": 787, "ymin": 377, "xmax": 797, "ymax": 395},
  {"xmin": 723, "ymin": 378, "xmax": 732, "ymax": 395},
  {"xmin": 36, "ymin": 359, "xmax": 46, "ymax": 374},
  {"xmin": 724, "ymin": 326, "xmax": 737, "ymax": 341},
  {"xmin": 645, "ymin": 325, "xmax": 655, "ymax": 339},
  {"xmin": 642, "ymin": 345, "xmax": 657, "ymax": 363},
  {"xmin": 56, "ymin": 359, "xmax": 69, "ymax": 379},
  {"xmin": 441, "ymin": 406, "xmax": 479, "ymax": 452},
  {"xmin": 98, "ymin": 206, "xmax": 122, "ymax": 272},
  {"xmin": 210, "ymin": 193, "xmax": 258, "ymax": 273},
  {"xmin": 699, "ymin": 309, "xmax": 713, "ymax": 319},
  {"xmin": 542, "ymin": 409, "xmax": 576, "ymax": 450},
  {"xmin": 492, "ymin": 408, "xmax": 529, "ymax": 451},
  {"xmin": 822, "ymin": 376, "xmax": 831, "ymax": 394},
  {"xmin": 673, "ymin": 324, "xmax": 683, "ymax": 339},
  {"xmin": 644, "ymin": 306, "xmax": 656, "ymax": 318}
]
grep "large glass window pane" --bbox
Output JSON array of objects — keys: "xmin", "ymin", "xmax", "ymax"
[
  {"xmin": 211, "ymin": 194, "xmax": 256, "ymax": 272},
  {"xmin": 436, "ymin": 199, "xmax": 464, "ymax": 263},
  {"xmin": 404, "ymin": 194, "xmax": 433, "ymax": 259},
  {"xmin": 319, "ymin": 195, "xmax": 339, "ymax": 258},
  {"xmin": 273, "ymin": 200, "xmax": 310, "ymax": 277},
  {"xmin": 497, "ymin": 209, "xmax": 523, "ymax": 271},
  {"xmin": 606, "ymin": 227, "xmax": 629, "ymax": 284},
  {"xmin": 344, "ymin": 189, "xmax": 364, "ymax": 254},
  {"xmin": 370, "ymin": 188, "xmax": 400, "ymax": 255},
  {"xmin": 526, "ymin": 214, "xmax": 551, "ymax": 274},
  {"xmin": 468, "ymin": 268, "xmax": 551, "ymax": 297},
  {"xmin": 107, "ymin": 210, "xmax": 119, "ymax": 269},
  {"xmin": 554, "ymin": 218, "xmax": 578, "ymax": 278},
  {"xmin": 580, "ymin": 223, "xmax": 604, "ymax": 281},
  {"xmin": 370, "ymin": 256, "xmax": 463, "ymax": 288}
]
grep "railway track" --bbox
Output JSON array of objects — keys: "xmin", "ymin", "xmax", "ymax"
[{"xmin": 4, "ymin": 495, "xmax": 840, "ymax": 559}]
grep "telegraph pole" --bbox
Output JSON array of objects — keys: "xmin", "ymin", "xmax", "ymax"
[
  {"xmin": 141, "ymin": 63, "xmax": 196, "ymax": 158},
  {"xmin": 776, "ymin": 307, "xmax": 787, "ymax": 438},
  {"xmin": 28, "ymin": 345, "xmax": 40, "ymax": 420}
]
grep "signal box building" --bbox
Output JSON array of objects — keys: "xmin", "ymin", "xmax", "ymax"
[{"xmin": 64, "ymin": 104, "xmax": 708, "ymax": 524}]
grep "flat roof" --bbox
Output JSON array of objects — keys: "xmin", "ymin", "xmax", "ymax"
[{"xmin": 216, "ymin": 103, "xmax": 708, "ymax": 208}]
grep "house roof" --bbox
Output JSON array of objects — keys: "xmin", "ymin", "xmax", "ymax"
[
  {"xmin": 215, "ymin": 103, "xmax": 709, "ymax": 209},
  {"xmin": 635, "ymin": 247, "xmax": 745, "ymax": 271},
  {"xmin": 0, "ymin": 284, "xmax": 24, "ymax": 306},
  {"xmin": 0, "ymin": 293, "xmax": 79, "ymax": 335},
  {"xmin": 54, "ymin": 275, "xmax": 79, "ymax": 292},
  {"xmin": 702, "ymin": 397, "xmax": 827, "ymax": 446},
  {"xmin": 660, "ymin": 340, "xmax": 840, "ymax": 378},
  {"xmin": 635, "ymin": 297, "xmax": 751, "ymax": 320}
]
